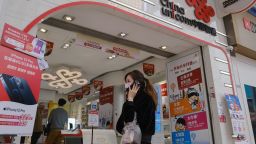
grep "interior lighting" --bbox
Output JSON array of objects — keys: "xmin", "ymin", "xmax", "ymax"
[
  {"xmin": 39, "ymin": 28, "xmax": 48, "ymax": 33},
  {"xmin": 160, "ymin": 46, "xmax": 167, "ymax": 50},
  {"xmin": 119, "ymin": 32, "xmax": 128, "ymax": 37},
  {"xmin": 62, "ymin": 43, "xmax": 70, "ymax": 49},
  {"xmin": 63, "ymin": 15, "xmax": 75, "ymax": 21}
]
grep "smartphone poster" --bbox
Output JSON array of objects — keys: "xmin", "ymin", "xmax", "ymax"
[
  {"xmin": 1, "ymin": 23, "xmax": 46, "ymax": 59},
  {"xmin": 167, "ymin": 52, "xmax": 211, "ymax": 144},
  {"xmin": 0, "ymin": 45, "xmax": 41, "ymax": 136}
]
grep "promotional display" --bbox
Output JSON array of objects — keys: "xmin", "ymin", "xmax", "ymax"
[
  {"xmin": 1, "ymin": 23, "xmax": 46, "ymax": 59},
  {"xmin": 99, "ymin": 86, "xmax": 114, "ymax": 129},
  {"xmin": 161, "ymin": 83, "xmax": 170, "ymax": 119},
  {"xmin": 0, "ymin": 45, "xmax": 41, "ymax": 135},
  {"xmin": 88, "ymin": 110, "xmax": 99, "ymax": 127},
  {"xmin": 82, "ymin": 129, "xmax": 117, "ymax": 144},
  {"xmin": 225, "ymin": 95, "xmax": 247, "ymax": 140},
  {"xmin": 167, "ymin": 52, "xmax": 211, "ymax": 144},
  {"xmin": 153, "ymin": 84, "xmax": 163, "ymax": 133}
]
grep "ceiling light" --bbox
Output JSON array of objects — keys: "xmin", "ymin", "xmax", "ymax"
[
  {"xmin": 39, "ymin": 28, "xmax": 47, "ymax": 33},
  {"xmin": 63, "ymin": 15, "xmax": 75, "ymax": 21},
  {"xmin": 119, "ymin": 32, "xmax": 128, "ymax": 37},
  {"xmin": 108, "ymin": 54, "xmax": 117, "ymax": 60},
  {"xmin": 62, "ymin": 43, "xmax": 70, "ymax": 49},
  {"xmin": 108, "ymin": 56, "xmax": 113, "ymax": 60},
  {"xmin": 160, "ymin": 46, "xmax": 167, "ymax": 50},
  {"xmin": 112, "ymin": 54, "xmax": 116, "ymax": 58}
]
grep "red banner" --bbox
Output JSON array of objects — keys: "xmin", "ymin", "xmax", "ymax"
[
  {"xmin": 1, "ymin": 23, "xmax": 46, "ymax": 59},
  {"xmin": 99, "ymin": 86, "xmax": 114, "ymax": 105},
  {"xmin": 93, "ymin": 80, "xmax": 103, "ymax": 91},
  {"xmin": 177, "ymin": 68, "xmax": 202, "ymax": 90},
  {"xmin": 161, "ymin": 83, "xmax": 167, "ymax": 96},
  {"xmin": 143, "ymin": 63, "xmax": 155, "ymax": 76}
]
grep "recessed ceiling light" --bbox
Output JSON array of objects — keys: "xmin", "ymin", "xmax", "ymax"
[
  {"xmin": 62, "ymin": 43, "xmax": 70, "ymax": 49},
  {"xmin": 108, "ymin": 56, "xmax": 113, "ymax": 60},
  {"xmin": 112, "ymin": 54, "xmax": 116, "ymax": 58},
  {"xmin": 119, "ymin": 32, "xmax": 128, "ymax": 37},
  {"xmin": 160, "ymin": 46, "xmax": 167, "ymax": 50},
  {"xmin": 39, "ymin": 28, "xmax": 47, "ymax": 33},
  {"xmin": 108, "ymin": 54, "xmax": 117, "ymax": 60},
  {"xmin": 63, "ymin": 15, "xmax": 75, "ymax": 21}
]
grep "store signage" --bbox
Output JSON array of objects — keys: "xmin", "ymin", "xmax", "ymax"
[
  {"xmin": 215, "ymin": 0, "xmax": 256, "ymax": 17},
  {"xmin": 243, "ymin": 17, "xmax": 256, "ymax": 33},
  {"xmin": 82, "ymin": 84, "xmax": 91, "ymax": 95},
  {"xmin": 0, "ymin": 45, "xmax": 41, "ymax": 136},
  {"xmin": 1, "ymin": 23, "xmax": 46, "ymax": 59},
  {"xmin": 167, "ymin": 51, "xmax": 211, "ymax": 143},
  {"xmin": 160, "ymin": 83, "xmax": 167, "ymax": 96},
  {"xmin": 143, "ymin": 63, "xmax": 155, "ymax": 76},
  {"xmin": 160, "ymin": 0, "xmax": 217, "ymax": 36},
  {"xmin": 93, "ymin": 80, "xmax": 103, "ymax": 91}
]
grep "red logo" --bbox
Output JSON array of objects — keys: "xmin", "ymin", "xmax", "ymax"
[{"xmin": 186, "ymin": 0, "xmax": 215, "ymax": 23}]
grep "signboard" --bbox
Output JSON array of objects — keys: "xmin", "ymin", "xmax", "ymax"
[
  {"xmin": 243, "ymin": 17, "xmax": 256, "ymax": 34},
  {"xmin": 99, "ymin": 86, "xmax": 114, "ymax": 129},
  {"xmin": 215, "ymin": 0, "xmax": 256, "ymax": 17},
  {"xmin": 88, "ymin": 110, "xmax": 99, "ymax": 127},
  {"xmin": 143, "ymin": 63, "xmax": 155, "ymax": 76},
  {"xmin": 225, "ymin": 95, "xmax": 247, "ymax": 138},
  {"xmin": 0, "ymin": 45, "xmax": 41, "ymax": 136},
  {"xmin": 1, "ymin": 24, "xmax": 46, "ymax": 59},
  {"xmin": 76, "ymin": 34, "xmax": 140, "ymax": 60},
  {"xmin": 167, "ymin": 51, "xmax": 211, "ymax": 144}
]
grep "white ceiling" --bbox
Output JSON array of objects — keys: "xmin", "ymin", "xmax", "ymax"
[{"xmin": 37, "ymin": 4, "xmax": 199, "ymax": 94}]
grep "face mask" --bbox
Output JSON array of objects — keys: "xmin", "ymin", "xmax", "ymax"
[{"xmin": 125, "ymin": 82, "xmax": 132, "ymax": 89}]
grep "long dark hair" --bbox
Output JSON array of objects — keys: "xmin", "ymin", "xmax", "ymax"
[{"xmin": 125, "ymin": 70, "xmax": 158, "ymax": 109}]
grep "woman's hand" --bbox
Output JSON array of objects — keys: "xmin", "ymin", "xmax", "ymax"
[{"xmin": 127, "ymin": 83, "xmax": 140, "ymax": 101}]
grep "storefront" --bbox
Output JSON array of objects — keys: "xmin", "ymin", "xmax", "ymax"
[
  {"xmin": 223, "ymin": 4, "xmax": 256, "ymax": 143},
  {"xmin": 0, "ymin": 0, "xmax": 255, "ymax": 144}
]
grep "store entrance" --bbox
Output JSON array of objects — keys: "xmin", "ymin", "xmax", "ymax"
[{"xmin": 31, "ymin": 3, "xmax": 200, "ymax": 144}]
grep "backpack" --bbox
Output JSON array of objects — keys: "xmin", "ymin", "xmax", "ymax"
[{"xmin": 121, "ymin": 113, "xmax": 141, "ymax": 144}]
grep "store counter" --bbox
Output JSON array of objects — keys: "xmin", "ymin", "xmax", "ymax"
[{"xmin": 61, "ymin": 129, "xmax": 117, "ymax": 144}]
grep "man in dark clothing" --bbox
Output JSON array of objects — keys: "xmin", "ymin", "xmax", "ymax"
[{"xmin": 45, "ymin": 98, "xmax": 68, "ymax": 144}]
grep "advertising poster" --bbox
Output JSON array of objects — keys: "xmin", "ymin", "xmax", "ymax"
[
  {"xmin": 244, "ymin": 84, "xmax": 256, "ymax": 139},
  {"xmin": 99, "ymin": 86, "xmax": 113, "ymax": 129},
  {"xmin": 143, "ymin": 63, "xmax": 155, "ymax": 76},
  {"xmin": 161, "ymin": 83, "xmax": 170, "ymax": 119},
  {"xmin": 0, "ymin": 45, "xmax": 41, "ymax": 135},
  {"xmin": 153, "ymin": 84, "xmax": 162, "ymax": 133},
  {"xmin": 225, "ymin": 95, "xmax": 247, "ymax": 137},
  {"xmin": 88, "ymin": 110, "xmax": 99, "ymax": 127},
  {"xmin": 167, "ymin": 52, "xmax": 211, "ymax": 144},
  {"xmin": 1, "ymin": 23, "xmax": 46, "ymax": 59}
]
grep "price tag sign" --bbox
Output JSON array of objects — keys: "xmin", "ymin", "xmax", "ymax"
[{"xmin": 88, "ymin": 110, "xmax": 99, "ymax": 127}]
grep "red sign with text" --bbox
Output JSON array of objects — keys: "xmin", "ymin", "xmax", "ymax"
[
  {"xmin": 177, "ymin": 68, "xmax": 202, "ymax": 90},
  {"xmin": 161, "ymin": 83, "xmax": 167, "ymax": 96},
  {"xmin": 1, "ymin": 23, "xmax": 46, "ymax": 59},
  {"xmin": 183, "ymin": 111, "xmax": 208, "ymax": 131},
  {"xmin": 0, "ymin": 45, "xmax": 41, "ymax": 135}
]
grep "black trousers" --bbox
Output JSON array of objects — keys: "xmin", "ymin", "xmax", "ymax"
[{"xmin": 31, "ymin": 132, "xmax": 42, "ymax": 144}]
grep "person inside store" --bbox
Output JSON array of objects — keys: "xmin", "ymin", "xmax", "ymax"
[
  {"xmin": 45, "ymin": 98, "xmax": 68, "ymax": 144},
  {"xmin": 31, "ymin": 104, "xmax": 44, "ymax": 144},
  {"xmin": 116, "ymin": 70, "xmax": 157, "ymax": 144}
]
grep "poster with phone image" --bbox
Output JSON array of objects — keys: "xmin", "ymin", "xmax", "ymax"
[
  {"xmin": 167, "ymin": 51, "xmax": 211, "ymax": 144},
  {"xmin": 0, "ymin": 45, "xmax": 41, "ymax": 136},
  {"xmin": 1, "ymin": 23, "xmax": 46, "ymax": 59}
]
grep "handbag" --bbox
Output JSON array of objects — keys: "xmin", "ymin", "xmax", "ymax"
[{"xmin": 121, "ymin": 113, "xmax": 141, "ymax": 144}]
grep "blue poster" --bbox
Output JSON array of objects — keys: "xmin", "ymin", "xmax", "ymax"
[
  {"xmin": 154, "ymin": 84, "xmax": 162, "ymax": 133},
  {"xmin": 172, "ymin": 130, "xmax": 191, "ymax": 144}
]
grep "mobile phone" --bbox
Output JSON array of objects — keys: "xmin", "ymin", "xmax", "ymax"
[{"xmin": 0, "ymin": 73, "xmax": 36, "ymax": 105}]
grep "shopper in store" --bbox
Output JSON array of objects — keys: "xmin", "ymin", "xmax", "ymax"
[
  {"xmin": 45, "ymin": 98, "xmax": 68, "ymax": 144},
  {"xmin": 116, "ymin": 70, "xmax": 157, "ymax": 144}
]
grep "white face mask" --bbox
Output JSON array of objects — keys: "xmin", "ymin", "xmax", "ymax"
[{"xmin": 125, "ymin": 82, "xmax": 132, "ymax": 89}]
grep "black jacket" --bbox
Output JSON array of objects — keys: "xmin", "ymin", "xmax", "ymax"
[{"xmin": 116, "ymin": 90, "xmax": 155, "ymax": 135}]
